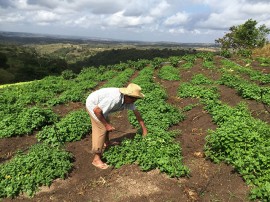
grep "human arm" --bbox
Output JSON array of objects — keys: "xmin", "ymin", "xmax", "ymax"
[
  {"xmin": 93, "ymin": 106, "xmax": 115, "ymax": 132},
  {"xmin": 133, "ymin": 109, "xmax": 147, "ymax": 136}
]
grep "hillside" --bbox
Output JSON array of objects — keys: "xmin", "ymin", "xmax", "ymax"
[
  {"xmin": 0, "ymin": 52, "xmax": 270, "ymax": 202},
  {"xmin": 0, "ymin": 31, "xmax": 218, "ymax": 85},
  {"xmin": 0, "ymin": 40, "xmax": 205, "ymax": 84}
]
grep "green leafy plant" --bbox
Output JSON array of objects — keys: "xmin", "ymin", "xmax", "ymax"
[
  {"xmin": 104, "ymin": 133, "xmax": 189, "ymax": 177},
  {"xmin": 218, "ymin": 72, "xmax": 270, "ymax": 105},
  {"xmin": 37, "ymin": 110, "xmax": 91, "ymax": 146},
  {"xmin": 102, "ymin": 68, "xmax": 134, "ymax": 88},
  {"xmin": 256, "ymin": 57, "xmax": 270, "ymax": 67},
  {"xmin": 191, "ymin": 74, "xmax": 213, "ymax": 85},
  {"xmin": 0, "ymin": 107, "xmax": 58, "ymax": 138},
  {"xmin": 104, "ymin": 66, "xmax": 188, "ymax": 177},
  {"xmin": 0, "ymin": 143, "xmax": 73, "ymax": 198},
  {"xmin": 158, "ymin": 65, "xmax": 180, "ymax": 81},
  {"xmin": 220, "ymin": 49, "xmax": 232, "ymax": 58},
  {"xmin": 178, "ymin": 76, "xmax": 270, "ymax": 201}
]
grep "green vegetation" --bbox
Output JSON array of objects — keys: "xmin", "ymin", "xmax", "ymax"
[
  {"xmin": 102, "ymin": 68, "xmax": 135, "ymax": 88},
  {"xmin": 256, "ymin": 57, "xmax": 270, "ymax": 67},
  {"xmin": 158, "ymin": 65, "xmax": 180, "ymax": 81},
  {"xmin": 104, "ymin": 66, "xmax": 188, "ymax": 177},
  {"xmin": 219, "ymin": 59, "xmax": 270, "ymax": 105},
  {"xmin": 0, "ymin": 45, "xmax": 270, "ymax": 200},
  {"xmin": 216, "ymin": 19, "xmax": 270, "ymax": 57},
  {"xmin": 219, "ymin": 73, "xmax": 270, "ymax": 104},
  {"xmin": 0, "ymin": 42, "xmax": 196, "ymax": 85},
  {"xmin": 221, "ymin": 59, "xmax": 270, "ymax": 84},
  {"xmin": 178, "ymin": 68, "xmax": 270, "ymax": 202},
  {"xmin": 180, "ymin": 54, "xmax": 197, "ymax": 69},
  {"xmin": 206, "ymin": 102, "xmax": 270, "ymax": 201},
  {"xmin": 0, "ymin": 44, "xmax": 68, "ymax": 84},
  {"xmin": 0, "ymin": 107, "xmax": 58, "ymax": 138},
  {"xmin": 36, "ymin": 110, "xmax": 91, "ymax": 146},
  {"xmin": 0, "ymin": 143, "xmax": 72, "ymax": 198}
]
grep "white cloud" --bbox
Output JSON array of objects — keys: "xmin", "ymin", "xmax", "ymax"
[
  {"xmin": 168, "ymin": 28, "xmax": 186, "ymax": 34},
  {"xmin": 196, "ymin": 0, "xmax": 270, "ymax": 30},
  {"xmin": 34, "ymin": 10, "xmax": 61, "ymax": 22},
  {"xmin": 105, "ymin": 11, "xmax": 154, "ymax": 28},
  {"xmin": 164, "ymin": 12, "xmax": 189, "ymax": 26},
  {"xmin": 0, "ymin": 13, "xmax": 25, "ymax": 23},
  {"xmin": 0, "ymin": 0, "xmax": 269, "ymax": 43},
  {"xmin": 149, "ymin": 0, "xmax": 170, "ymax": 17},
  {"xmin": 244, "ymin": 0, "xmax": 270, "ymax": 3},
  {"xmin": 240, "ymin": 3, "xmax": 270, "ymax": 15},
  {"xmin": 27, "ymin": 0, "xmax": 58, "ymax": 9}
]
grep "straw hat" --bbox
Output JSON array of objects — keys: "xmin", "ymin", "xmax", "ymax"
[{"xmin": 119, "ymin": 83, "xmax": 145, "ymax": 98}]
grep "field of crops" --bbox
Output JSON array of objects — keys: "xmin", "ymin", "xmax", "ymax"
[{"xmin": 1, "ymin": 52, "xmax": 270, "ymax": 202}]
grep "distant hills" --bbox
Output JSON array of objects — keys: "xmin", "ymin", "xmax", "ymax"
[
  {"xmin": 0, "ymin": 31, "xmax": 218, "ymax": 48},
  {"xmin": 0, "ymin": 30, "xmax": 219, "ymax": 84}
]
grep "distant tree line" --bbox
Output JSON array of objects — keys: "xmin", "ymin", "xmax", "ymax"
[
  {"xmin": 0, "ymin": 45, "xmax": 68, "ymax": 84},
  {"xmin": 69, "ymin": 48, "xmax": 194, "ymax": 73},
  {"xmin": 0, "ymin": 45, "xmax": 195, "ymax": 84}
]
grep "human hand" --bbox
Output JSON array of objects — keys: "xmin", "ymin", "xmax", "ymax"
[
  {"xmin": 142, "ymin": 129, "xmax": 147, "ymax": 136},
  {"xmin": 105, "ymin": 124, "xmax": 115, "ymax": 132}
]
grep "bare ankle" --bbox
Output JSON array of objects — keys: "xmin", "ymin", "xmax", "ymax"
[{"xmin": 93, "ymin": 154, "xmax": 103, "ymax": 163}]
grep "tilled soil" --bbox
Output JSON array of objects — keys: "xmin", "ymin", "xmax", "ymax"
[{"xmin": 1, "ymin": 56, "xmax": 269, "ymax": 202}]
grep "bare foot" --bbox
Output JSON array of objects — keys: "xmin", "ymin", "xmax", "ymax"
[{"xmin": 92, "ymin": 161, "xmax": 109, "ymax": 169}]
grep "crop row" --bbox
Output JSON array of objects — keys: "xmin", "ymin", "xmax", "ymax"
[
  {"xmin": 0, "ymin": 53, "xmax": 201, "ymax": 139},
  {"xmin": 219, "ymin": 72, "xmax": 270, "ymax": 105},
  {"xmin": 1, "ymin": 55, "xmax": 189, "ymax": 198},
  {"xmin": 0, "ymin": 143, "xmax": 72, "ymax": 198},
  {"xmin": 2, "ymin": 52, "xmax": 263, "ymax": 199},
  {"xmin": 0, "ymin": 63, "xmax": 138, "ymax": 197},
  {"xmin": 104, "ymin": 66, "xmax": 189, "ymax": 177},
  {"xmin": 221, "ymin": 59, "xmax": 270, "ymax": 84},
  {"xmin": 178, "ymin": 73, "xmax": 270, "ymax": 201},
  {"xmin": 158, "ymin": 65, "xmax": 180, "ymax": 81}
]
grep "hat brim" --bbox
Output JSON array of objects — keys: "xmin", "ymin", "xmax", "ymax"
[{"xmin": 119, "ymin": 88, "xmax": 145, "ymax": 99}]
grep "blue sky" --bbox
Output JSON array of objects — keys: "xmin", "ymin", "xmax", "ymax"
[{"xmin": 0, "ymin": 0, "xmax": 269, "ymax": 43}]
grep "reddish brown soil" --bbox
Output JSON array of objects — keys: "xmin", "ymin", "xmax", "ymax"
[{"xmin": 1, "ymin": 56, "xmax": 269, "ymax": 202}]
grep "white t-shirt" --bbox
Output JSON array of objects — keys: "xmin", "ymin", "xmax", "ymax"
[{"xmin": 86, "ymin": 88, "xmax": 136, "ymax": 121}]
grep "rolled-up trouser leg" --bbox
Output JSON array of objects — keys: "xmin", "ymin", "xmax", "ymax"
[{"xmin": 89, "ymin": 113, "xmax": 108, "ymax": 154}]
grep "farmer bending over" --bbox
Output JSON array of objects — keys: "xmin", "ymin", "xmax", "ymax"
[{"xmin": 86, "ymin": 83, "xmax": 147, "ymax": 169}]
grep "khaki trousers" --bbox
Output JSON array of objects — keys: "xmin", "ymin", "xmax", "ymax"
[{"xmin": 87, "ymin": 110, "xmax": 109, "ymax": 154}]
